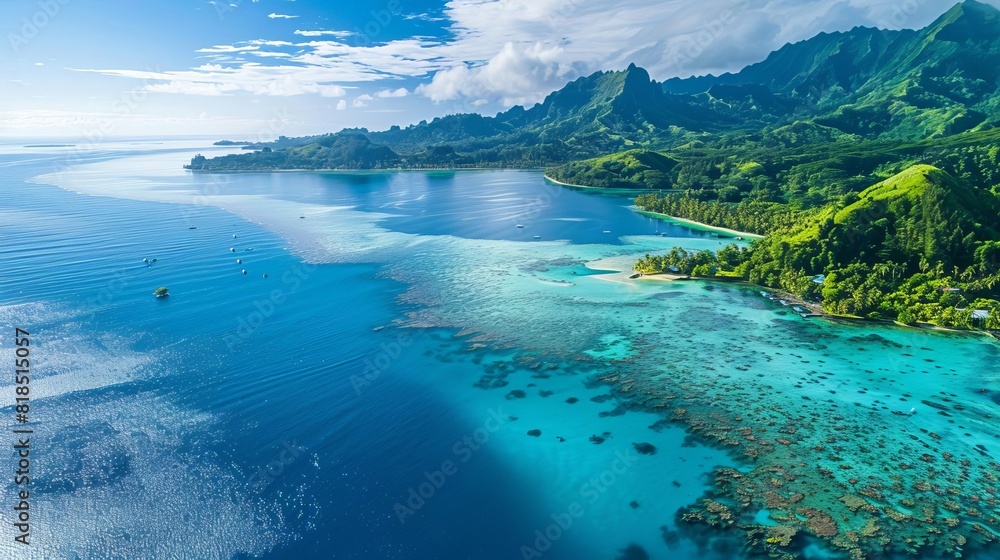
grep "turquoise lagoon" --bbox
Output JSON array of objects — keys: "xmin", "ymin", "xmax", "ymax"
[{"xmin": 0, "ymin": 141, "xmax": 997, "ymax": 559}]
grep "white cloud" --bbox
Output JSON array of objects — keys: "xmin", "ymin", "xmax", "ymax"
[
  {"xmin": 248, "ymin": 40, "xmax": 294, "ymax": 47},
  {"xmin": 336, "ymin": 99, "xmax": 347, "ymax": 110},
  {"xmin": 72, "ymin": 64, "xmax": 349, "ymax": 98},
  {"xmin": 409, "ymin": 0, "xmax": 970, "ymax": 105},
  {"xmin": 404, "ymin": 12, "xmax": 447, "ymax": 22},
  {"xmin": 0, "ymin": 109, "xmax": 277, "ymax": 133},
  {"xmin": 76, "ymin": 36, "xmax": 452, "ymax": 99},
  {"xmin": 352, "ymin": 94, "xmax": 373, "ymax": 107},
  {"xmin": 197, "ymin": 45, "xmax": 260, "ymax": 53},
  {"xmin": 76, "ymin": 0, "xmax": 974, "ymax": 108},
  {"xmin": 375, "ymin": 87, "xmax": 408, "ymax": 98},
  {"xmin": 418, "ymin": 42, "xmax": 574, "ymax": 105},
  {"xmin": 145, "ymin": 81, "xmax": 241, "ymax": 96},
  {"xmin": 251, "ymin": 51, "xmax": 294, "ymax": 58},
  {"xmin": 34, "ymin": 62, "xmax": 44, "ymax": 66},
  {"xmin": 294, "ymin": 29, "xmax": 354, "ymax": 38},
  {"xmin": 267, "ymin": 13, "xmax": 298, "ymax": 19}
]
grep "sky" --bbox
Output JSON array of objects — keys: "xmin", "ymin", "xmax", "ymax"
[{"xmin": 0, "ymin": 0, "xmax": 990, "ymax": 139}]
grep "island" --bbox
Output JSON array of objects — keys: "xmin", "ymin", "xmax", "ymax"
[
  {"xmin": 212, "ymin": 140, "xmax": 253, "ymax": 146},
  {"xmin": 633, "ymin": 164, "xmax": 1000, "ymax": 330},
  {"xmin": 186, "ymin": 1, "xmax": 1000, "ymax": 334}
]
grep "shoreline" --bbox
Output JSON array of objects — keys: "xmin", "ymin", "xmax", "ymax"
[
  {"xmin": 633, "ymin": 272, "xmax": 691, "ymax": 282},
  {"xmin": 542, "ymin": 174, "xmax": 680, "ymax": 196},
  {"xmin": 186, "ymin": 166, "xmax": 550, "ymax": 174},
  {"xmin": 637, "ymin": 274, "xmax": 1000, "ymax": 339},
  {"xmin": 759, "ymin": 286, "xmax": 825, "ymax": 316},
  {"xmin": 186, "ymin": 165, "xmax": 759, "ymax": 242},
  {"xmin": 540, "ymin": 173, "xmax": 762, "ymax": 240},
  {"xmin": 633, "ymin": 209, "xmax": 764, "ymax": 240},
  {"xmin": 539, "ymin": 174, "xmax": 590, "ymax": 189},
  {"xmin": 632, "ymin": 272, "xmax": 824, "ymax": 315}
]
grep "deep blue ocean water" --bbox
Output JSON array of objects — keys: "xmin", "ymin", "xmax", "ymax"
[
  {"xmin": 2, "ymin": 142, "xmax": 998, "ymax": 560},
  {"xmin": 0, "ymin": 145, "xmax": 736, "ymax": 560}
]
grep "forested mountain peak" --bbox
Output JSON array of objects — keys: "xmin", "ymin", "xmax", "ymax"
[
  {"xmin": 194, "ymin": 1, "xmax": 1000, "ymax": 168},
  {"xmin": 927, "ymin": 0, "xmax": 1000, "ymax": 41}
]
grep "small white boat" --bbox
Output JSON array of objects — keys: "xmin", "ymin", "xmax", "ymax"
[
  {"xmin": 233, "ymin": 234, "xmax": 237, "ymax": 238},
  {"xmin": 602, "ymin": 230, "xmax": 611, "ymax": 234},
  {"xmin": 263, "ymin": 273, "xmax": 268, "ymax": 279},
  {"xmin": 534, "ymin": 235, "xmax": 541, "ymax": 240},
  {"xmin": 516, "ymin": 224, "xmax": 524, "ymax": 228},
  {"xmin": 230, "ymin": 248, "xmax": 235, "ymax": 252},
  {"xmin": 236, "ymin": 259, "xmax": 242, "ymax": 264},
  {"xmin": 241, "ymin": 269, "xmax": 247, "ymax": 275}
]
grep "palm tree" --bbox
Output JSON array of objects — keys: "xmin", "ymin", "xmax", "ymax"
[{"xmin": 873, "ymin": 263, "xmax": 890, "ymax": 281}]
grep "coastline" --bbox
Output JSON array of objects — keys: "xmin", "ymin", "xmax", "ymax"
[
  {"xmin": 540, "ymin": 173, "xmax": 590, "ymax": 189},
  {"xmin": 177, "ymin": 159, "xmax": 998, "ymax": 341},
  {"xmin": 186, "ymin": 166, "xmax": 549, "ymax": 174},
  {"xmin": 541, "ymin": 173, "xmax": 761, "ymax": 240},
  {"xmin": 634, "ymin": 272, "xmax": 691, "ymax": 282},
  {"xmin": 631, "ymin": 272, "xmax": 825, "ymax": 316},
  {"xmin": 633, "ymin": 209, "xmax": 764, "ymax": 240},
  {"xmin": 541, "ymin": 174, "xmax": 677, "ymax": 196},
  {"xmin": 186, "ymin": 165, "xmax": 758, "ymax": 242},
  {"xmin": 637, "ymin": 273, "xmax": 1000, "ymax": 339}
]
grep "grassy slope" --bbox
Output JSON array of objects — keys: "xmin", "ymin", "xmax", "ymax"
[{"xmin": 546, "ymin": 150, "xmax": 679, "ymax": 190}]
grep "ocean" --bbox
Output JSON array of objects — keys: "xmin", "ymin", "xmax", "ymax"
[{"xmin": 1, "ymin": 140, "xmax": 997, "ymax": 560}]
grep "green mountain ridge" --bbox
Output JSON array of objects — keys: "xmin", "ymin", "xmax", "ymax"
[
  {"xmin": 663, "ymin": 0, "xmax": 1000, "ymax": 140},
  {"xmin": 193, "ymin": 2, "xmax": 1000, "ymax": 173},
  {"xmin": 189, "ymin": 1, "xmax": 1000, "ymax": 329},
  {"xmin": 191, "ymin": 62, "xmax": 736, "ymax": 170}
]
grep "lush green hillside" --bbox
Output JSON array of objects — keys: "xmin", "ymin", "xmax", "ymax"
[
  {"xmin": 547, "ymin": 150, "xmax": 678, "ymax": 189},
  {"xmin": 664, "ymin": 0, "xmax": 1000, "ymax": 141},
  {"xmin": 189, "ymin": 134, "xmax": 404, "ymax": 170},
  {"xmin": 188, "ymin": 2, "xmax": 1000, "ymax": 330},
  {"xmin": 564, "ymin": 126, "xmax": 1000, "ymax": 233},
  {"xmin": 638, "ymin": 164, "xmax": 1000, "ymax": 328}
]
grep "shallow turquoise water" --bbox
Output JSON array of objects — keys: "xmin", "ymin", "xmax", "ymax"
[{"xmin": 1, "ymin": 142, "xmax": 997, "ymax": 559}]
